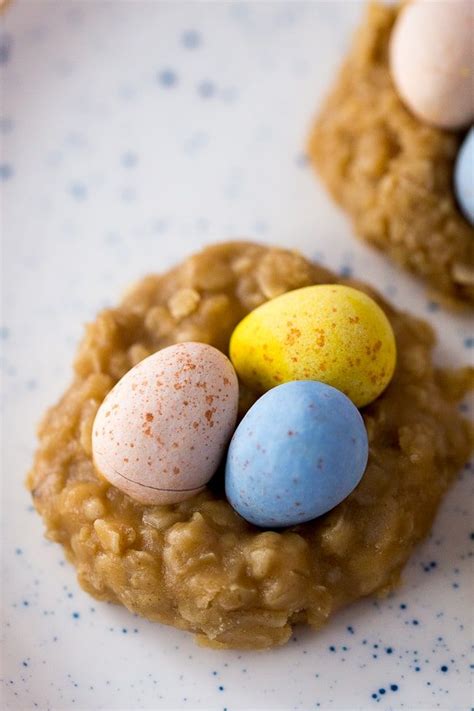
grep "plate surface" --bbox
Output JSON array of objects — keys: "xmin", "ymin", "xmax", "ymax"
[{"xmin": 1, "ymin": 2, "xmax": 473, "ymax": 709}]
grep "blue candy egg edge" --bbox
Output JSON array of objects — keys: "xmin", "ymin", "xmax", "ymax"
[{"xmin": 454, "ymin": 127, "xmax": 474, "ymax": 226}]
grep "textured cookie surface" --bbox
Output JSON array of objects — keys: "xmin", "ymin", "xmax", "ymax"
[
  {"xmin": 308, "ymin": 3, "xmax": 474, "ymax": 305},
  {"xmin": 28, "ymin": 242, "xmax": 472, "ymax": 649}
]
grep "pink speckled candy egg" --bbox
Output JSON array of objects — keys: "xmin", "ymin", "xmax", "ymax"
[
  {"xmin": 390, "ymin": 0, "xmax": 474, "ymax": 130},
  {"xmin": 92, "ymin": 342, "xmax": 239, "ymax": 505}
]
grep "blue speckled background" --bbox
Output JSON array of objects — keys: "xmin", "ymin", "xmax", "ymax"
[{"xmin": 1, "ymin": 2, "xmax": 473, "ymax": 709}]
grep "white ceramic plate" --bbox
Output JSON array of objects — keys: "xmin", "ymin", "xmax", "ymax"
[{"xmin": 2, "ymin": 2, "xmax": 473, "ymax": 709}]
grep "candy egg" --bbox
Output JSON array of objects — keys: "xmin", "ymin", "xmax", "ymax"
[
  {"xmin": 92, "ymin": 342, "xmax": 239, "ymax": 505},
  {"xmin": 229, "ymin": 284, "xmax": 396, "ymax": 407},
  {"xmin": 390, "ymin": 0, "xmax": 474, "ymax": 130},
  {"xmin": 225, "ymin": 381, "xmax": 369, "ymax": 528},
  {"xmin": 454, "ymin": 127, "xmax": 474, "ymax": 225}
]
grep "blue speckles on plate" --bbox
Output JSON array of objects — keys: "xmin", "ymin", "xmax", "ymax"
[
  {"xmin": 0, "ymin": 32, "xmax": 13, "ymax": 64},
  {"xmin": 1, "ymin": 1, "xmax": 473, "ymax": 710},
  {"xmin": 197, "ymin": 79, "xmax": 216, "ymax": 99},
  {"xmin": 68, "ymin": 182, "xmax": 87, "ymax": 200},
  {"xmin": 0, "ymin": 116, "xmax": 14, "ymax": 133},
  {"xmin": 157, "ymin": 68, "xmax": 178, "ymax": 87},
  {"xmin": 0, "ymin": 163, "xmax": 14, "ymax": 180},
  {"xmin": 181, "ymin": 29, "xmax": 202, "ymax": 50},
  {"xmin": 121, "ymin": 151, "xmax": 138, "ymax": 169}
]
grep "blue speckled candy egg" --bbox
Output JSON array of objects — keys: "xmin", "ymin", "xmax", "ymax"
[
  {"xmin": 454, "ymin": 127, "xmax": 474, "ymax": 225},
  {"xmin": 225, "ymin": 380, "xmax": 369, "ymax": 528}
]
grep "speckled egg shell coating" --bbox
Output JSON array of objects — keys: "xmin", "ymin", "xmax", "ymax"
[
  {"xmin": 92, "ymin": 342, "xmax": 239, "ymax": 504},
  {"xmin": 230, "ymin": 284, "xmax": 396, "ymax": 407}
]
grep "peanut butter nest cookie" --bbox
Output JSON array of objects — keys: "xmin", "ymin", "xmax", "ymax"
[
  {"xmin": 28, "ymin": 242, "xmax": 472, "ymax": 649},
  {"xmin": 308, "ymin": 3, "xmax": 474, "ymax": 305}
]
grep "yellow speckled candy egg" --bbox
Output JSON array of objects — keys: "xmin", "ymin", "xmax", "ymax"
[{"xmin": 230, "ymin": 285, "xmax": 396, "ymax": 407}]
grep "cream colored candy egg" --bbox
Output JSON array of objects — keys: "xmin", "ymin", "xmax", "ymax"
[
  {"xmin": 92, "ymin": 342, "xmax": 239, "ymax": 505},
  {"xmin": 230, "ymin": 285, "xmax": 397, "ymax": 408},
  {"xmin": 390, "ymin": 0, "xmax": 474, "ymax": 130}
]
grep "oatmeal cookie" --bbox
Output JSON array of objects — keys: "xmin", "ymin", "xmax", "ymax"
[
  {"xmin": 28, "ymin": 242, "xmax": 472, "ymax": 649},
  {"xmin": 308, "ymin": 3, "xmax": 474, "ymax": 305}
]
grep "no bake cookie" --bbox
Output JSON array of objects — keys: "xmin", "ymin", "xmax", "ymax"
[
  {"xmin": 308, "ymin": 3, "xmax": 474, "ymax": 305},
  {"xmin": 28, "ymin": 242, "xmax": 472, "ymax": 649}
]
